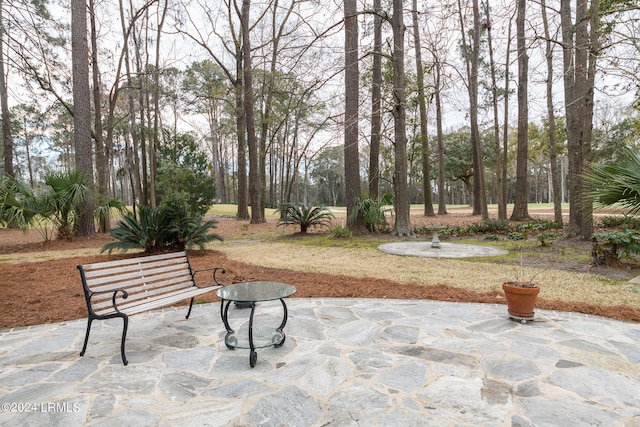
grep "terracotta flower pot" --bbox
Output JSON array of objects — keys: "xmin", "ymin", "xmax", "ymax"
[{"xmin": 502, "ymin": 281, "xmax": 540, "ymax": 322}]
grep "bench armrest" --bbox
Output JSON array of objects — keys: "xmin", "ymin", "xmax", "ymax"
[
  {"xmin": 88, "ymin": 289, "xmax": 129, "ymax": 313},
  {"xmin": 192, "ymin": 266, "xmax": 226, "ymax": 288}
]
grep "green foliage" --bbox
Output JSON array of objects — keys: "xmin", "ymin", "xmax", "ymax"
[
  {"xmin": 537, "ymin": 232, "xmax": 559, "ymax": 247},
  {"xmin": 101, "ymin": 201, "xmax": 222, "ymax": 254},
  {"xmin": 310, "ymin": 146, "xmax": 345, "ymax": 206},
  {"xmin": 0, "ymin": 175, "xmax": 39, "ymax": 229},
  {"xmin": 350, "ymin": 194, "xmax": 393, "ymax": 233},
  {"xmin": 599, "ymin": 215, "xmax": 640, "ymax": 229},
  {"xmin": 94, "ymin": 196, "xmax": 127, "ymax": 233},
  {"xmin": 507, "ymin": 232, "xmax": 526, "ymax": 241},
  {"xmin": 587, "ymin": 147, "xmax": 640, "ymax": 215},
  {"xmin": 0, "ymin": 170, "xmax": 92, "ymax": 240},
  {"xmin": 469, "ymin": 219, "xmax": 512, "ymax": 234},
  {"xmin": 593, "ymin": 229, "xmax": 640, "ymax": 258},
  {"xmin": 275, "ymin": 203, "xmax": 334, "ymax": 233},
  {"xmin": 516, "ymin": 218, "xmax": 563, "ymax": 232},
  {"xmin": 156, "ymin": 131, "xmax": 217, "ymax": 216},
  {"xmin": 40, "ymin": 170, "xmax": 91, "ymax": 240},
  {"xmin": 329, "ymin": 225, "xmax": 352, "ymax": 239},
  {"xmin": 484, "ymin": 234, "xmax": 499, "ymax": 241}
]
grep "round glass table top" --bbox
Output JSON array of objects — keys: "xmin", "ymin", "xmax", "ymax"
[{"xmin": 216, "ymin": 281, "xmax": 296, "ymax": 303}]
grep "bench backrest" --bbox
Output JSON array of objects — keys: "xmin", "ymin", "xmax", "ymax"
[{"xmin": 78, "ymin": 251, "xmax": 196, "ymax": 314}]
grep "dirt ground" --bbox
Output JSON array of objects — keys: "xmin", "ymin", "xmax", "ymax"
[{"xmin": 2, "ymin": 211, "xmax": 640, "ymax": 329}]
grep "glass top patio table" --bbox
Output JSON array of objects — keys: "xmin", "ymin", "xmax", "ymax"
[
  {"xmin": 216, "ymin": 281, "xmax": 296, "ymax": 367},
  {"xmin": 216, "ymin": 281, "xmax": 296, "ymax": 303}
]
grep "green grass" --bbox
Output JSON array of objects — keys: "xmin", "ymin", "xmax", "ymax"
[{"xmin": 207, "ymin": 203, "xmax": 572, "ymax": 218}]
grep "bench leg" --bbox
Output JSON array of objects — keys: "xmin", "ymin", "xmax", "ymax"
[
  {"xmin": 186, "ymin": 297, "xmax": 195, "ymax": 319},
  {"xmin": 80, "ymin": 317, "xmax": 94, "ymax": 357},
  {"xmin": 120, "ymin": 315, "xmax": 129, "ymax": 366}
]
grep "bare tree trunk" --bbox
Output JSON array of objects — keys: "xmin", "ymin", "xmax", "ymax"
[
  {"xmin": 344, "ymin": 0, "xmax": 362, "ymax": 231},
  {"xmin": 235, "ymin": 43, "xmax": 249, "ymax": 219},
  {"xmin": 541, "ymin": 0, "xmax": 563, "ymax": 226},
  {"xmin": 0, "ymin": 0, "xmax": 13, "ymax": 177},
  {"xmin": 71, "ymin": 0, "xmax": 95, "ymax": 236},
  {"xmin": 89, "ymin": 0, "xmax": 107, "ymax": 199},
  {"xmin": 208, "ymin": 110, "xmax": 226, "ymax": 203},
  {"xmin": 502, "ymin": 11, "xmax": 513, "ymax": 217},
  {"xmin": 23, "ymin": 118, "xmax": 34, "ymax": 187},
  {"xmin": 368, "ymin": 0, "xmax": 382, "ymax": 200},
  {"xmin": 484, "ymin": 1, "xmax": 505, "ymax": 220},
  {"xmin": 511, "ymin": 0, "xmax": 530, "ymax": 221},
  {"xmin": 241, "ymin": 0, "xmax": 264, "ymax": 223},
  {"xmin": 119, "ymin": 0, "xmax": 143, "ymax": 211},
  {"xmin": 412, "ymin": 0, "xmax": 434, "ymax": 217},
  {"xmin": 561, "ymin": 0, "xmax": 597, "ymax": 239},
  {"xmin": 391, "ymin": 0, "xmax": 412, "ymax": 236},
  {"xmin": 458, "ymin": 0, "xmax": 487, "ymax": 219},
  {"xmin": 150, "ymin": 0, "xmax": 168, "ymax": 209},
  {"xmin": 434, "ymin": 58, "xmax": 447, "ymax": 215}
]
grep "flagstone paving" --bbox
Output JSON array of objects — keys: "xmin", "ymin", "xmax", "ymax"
[{"xmin": 1, "ymin": 299, "xmax": 639, "ymax": 426}]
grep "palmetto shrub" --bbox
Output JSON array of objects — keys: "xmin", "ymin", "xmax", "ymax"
[
  {"xmin": 350, "ymin": 195, "xmax": 393, "ymax": 233},
  {"xmin": 0, "ymin": 170, "xmax": 93, "ymax": 240},
  {"xmin": 101, "ymin": 201, "xmax": 222, "ymax": 254},
  {"xmin": 275, "ymin": 203, "xmax": 334, "ymax": 233},
  {"xmin": 588, "ymin": 147, "xmax": 640, "ymax": 215}
]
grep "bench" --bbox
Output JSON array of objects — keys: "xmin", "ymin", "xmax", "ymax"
[{"xmin": 77, "ymin": 251, "xmax": 226, "ymax": 365}]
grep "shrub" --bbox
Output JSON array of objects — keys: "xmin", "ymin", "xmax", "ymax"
[
  {"xmin": 508, "ymin": 232, "xmax": 526, "ymax": 241},
  {"xmin": 468, "ymin": 219, "xmax": 512, "ymax": 234},
  {"xmin": 592, "ymin": 229, "xmax": 640, "ymax": 259},
  {"xmin": 0, "ymin": 170, "xmax": 93, "ymax": 240},
  {"xmin": 101, "ymin": 201, "xmax": 222, "ymax": 254},
  {"xmin": 537, "ymin": 232, "xmax": 558, "ymax": 247},
  {"xmin": 94, "ymin": 196, "xmax": 127, "ymax": 233},
  {"xmin": 350, "ymin": 194, "xmax": 393, "ymax": 233},
  {"xmin": 275, "ymin": 203, "xmax": 334, "ymax": 233},
  {"xmin": 599, "ymin": 215, "xmax": 640, "ymax": 230},
  {"xmin": 517, "ymin": 218, "xmax": 562, "ymax": 232},
  {"xmin": 329, "ymin": 225, "xmax": 352, "ymax": 239}
]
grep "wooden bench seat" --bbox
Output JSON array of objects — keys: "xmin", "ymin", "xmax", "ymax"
[{"xmin": 77, "ymin": 251, "xmax": 225, "ymax": 365}]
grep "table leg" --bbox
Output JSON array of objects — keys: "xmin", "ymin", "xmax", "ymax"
[
  {"xmin": 248, "ymin": 302, "xmax": 257, "ymax": 367},
  {"xmin": 221, "ymin": 300, "xmax": 237, "ymax": 350},
  {"xmin": 273, "ymin": 298, "xmax": 288, "ymax": 348}
]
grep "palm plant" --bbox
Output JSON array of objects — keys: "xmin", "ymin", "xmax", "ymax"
[
  {"xmin": 1, "ymin": 170, "xmax": 91, "ymax": 240},
  {"xmin": 588, "ymin": 147, "xmax": 640, "ymax": 214},
  {"xmin": 101, "ymin": 201, "xmax": 222, "ymax": 254},
  {"xmin": 350, "ymin": 194, "xmax": 393, "ymax": 233},
  {"xmin": 95, "ymin": 196, "xmax": 127, "ymax": 233},
  {"xmin": 0, "ymin": 175, "xmax": 39, "ymax": 229},
  {"xmin": 41, "ymin": 170, "xmax": 90, "ymax": 240},
  {"xmin": 275, "ymin": 203, "xmax": 334, "ymax": 233}
]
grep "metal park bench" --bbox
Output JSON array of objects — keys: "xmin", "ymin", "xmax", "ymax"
[{"xmin": 77, "ymin": 251, "xmax": 225, "ymax": 365}]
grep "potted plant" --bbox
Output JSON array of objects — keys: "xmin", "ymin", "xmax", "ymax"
[
  {"xmin": 502, "ymin": 280, "xmax": 540, "ymax": 323},
  {"xmin": 503, "ymin": 253, "xmax": 541, "ymax": 323}
]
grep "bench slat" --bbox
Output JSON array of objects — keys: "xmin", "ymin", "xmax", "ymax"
[
  {"xmin": 80, "ymin": 251, "xmax": 188, "ymax": 271},
  {"xmin": 83, "ymin": 260, "xmax": 190, "ymax": 287},
  {"xmin": 91, "ymin": 280, "xmax": 196, "ymax": 311},
  {"xmin": 94, "ymin": 286, "xmax": 213, "ymax": 316},
  {"xmin": 88, "ymin": 267, "xmax": 192, "ymax": 293}
]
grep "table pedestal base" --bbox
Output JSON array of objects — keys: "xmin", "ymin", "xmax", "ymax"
[{"xmin": 220, "ymin": 299, "xmax": 288, "ymax": 367}]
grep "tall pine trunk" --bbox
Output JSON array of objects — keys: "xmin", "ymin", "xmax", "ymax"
[
  {"xmin": 71, "ymin": 0, "xmax": 95, "ymax": 236},
  {"xmin": 412, "ymin": 0, "xmax": 434, "ymax": 217},
  {"xmin": 511, "ymin": 0, "xmax": 530, "ymax": 221},
  {"xmin": 391, "ymin": 0, "xmax": 412, "ymax": 236},
  {"xmin": 344, "ymin": 0, "xmax": 362, "ymax": 232},
  {"xmin": 241, "ymin": 0, "xmax": 265, "ymax": 223}
]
